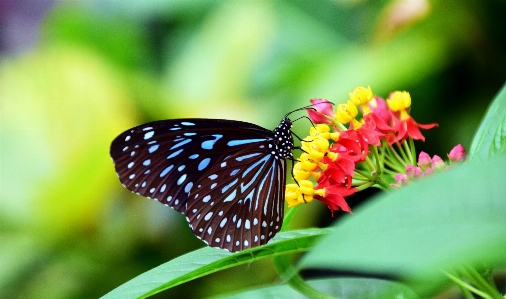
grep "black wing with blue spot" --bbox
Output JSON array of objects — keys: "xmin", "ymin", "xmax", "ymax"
[
  {"xmin": 110, "ymin": 118, "xmax": 294, "ymax": 252},
  {"xmin": 110, "ymin": 119, "xmax": 273, "ymax": 213}
]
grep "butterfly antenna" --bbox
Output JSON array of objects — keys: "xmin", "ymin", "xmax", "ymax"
[
  {"xmin": 284, "ymin": 100, "xmax": 334, "ymax": 119},
  {"xmin": 284, "ymin": 105, "xmax": 314, "ymax": 119},
  {"xmin": 292, "ymin": 115, "xmax": 316, "ymax": 128}
]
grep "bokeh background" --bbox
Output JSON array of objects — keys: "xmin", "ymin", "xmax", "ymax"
[{"xmin": 1, "ymin": 1, "xmax": 505, "ymax": 298}]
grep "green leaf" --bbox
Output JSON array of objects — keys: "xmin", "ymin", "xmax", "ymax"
[
  {"xmin": 300, "ymin": 153, "xmax": 506, "ymax": 297},
  {"xmin": 469, "ymin": 82, "xmax": 506, "ymax": 160},
  {"xmin": 212, "ymin": 278, "xmax": 419, "ymax": 299},
  {"xmin": 101, "ymin": 229, "xmax": 329, "ymax": 299}
]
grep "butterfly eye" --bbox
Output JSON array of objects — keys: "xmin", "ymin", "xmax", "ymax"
[{"xmin": 110, "ymin": 118, "xmax": 295, "ymax": 252}]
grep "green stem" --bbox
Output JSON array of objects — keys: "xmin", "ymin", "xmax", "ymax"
[
  {"xmin": 273, "ymin": 254, "xmax": 338, "ymax": 299},
  {"xmin": 395, "ymin": 142, "xmax": 410, "ymax": 165},
  {"xmin": 373, "ymin": 145, "xmax": 382, "ymax": 174},
  {"xmin": 376, "ymin": 177, "xmax": 394, "ymax": 190},
  {"xmin": 384, "ymin": 143, "xmax": 407, "ymax": 170},
  {"xmin": 281, "ymin": 206, "xmax": 299, "ymax": 232},
  {"xmin": 381, "ymin": 168, "xmax": 399, "ymax": 177},
  {"xmin": 480, "ymin": 265, "xmax": 499, "ymax": 294},
  {"xmin": 402, "ymin": 140, "xmax": 414, "ymax": 165},
  {"xmin": 364, "ymin": 156, "xmax": 376, "ymax": 172},
  {"xmin": 351, "ymin": 172, "xmax": 371, "ymax": 181},
  {"xmin": 456, "ymin": 281, "xmax": 479, "ymax": 299},
  {"xmin": 460, "ymin": 265, "xmax": 503, "ymax": 299},
  {"xmin": 354, "ymin": 168, "xmax": 374, "ymax": 180},
  {"xmin": 382, "ymin": 157, "xmax": 405, "ymax": 173},
  {"xmin": 408, "ymin": 138, "xmax": 417, "ymax": 165},
  {"xmin": 356, "ymin": 181, "xmax": 374, "ymax": 191},
  {"xmin": 443, "ymin": 271, "xmax": 493, "ymax": 299}
]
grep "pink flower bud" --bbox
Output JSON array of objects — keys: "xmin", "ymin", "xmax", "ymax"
[
  {"xmin": 448, "ymin": 144, "xmax": 466, "ymax": 163},
  {"xmin": 307, "ymin": 99, "xmax": 335, "ymax": 124},
  {"xmin": 417, "ymin": 151, "xmax": 432, "ymax": 170},
  {"xmin": 431, "ymin": 155, "xmax": 445, "ymax": 170},
  {"xmin": 394, "ymin": 173, "xmax": 409, "ymax": 185},
  {"xmin": 406, "ymin": 165, "xmax": 423, "ymax": 178}
]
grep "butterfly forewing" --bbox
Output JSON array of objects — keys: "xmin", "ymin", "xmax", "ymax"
[{"xmin": 110, "ymin": 118, "xmax": 294, "ymax": 252}]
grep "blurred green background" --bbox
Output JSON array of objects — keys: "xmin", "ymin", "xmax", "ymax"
[{"xmin": 1, "ymin": 0, "xmax": 505, "ymax": 298}]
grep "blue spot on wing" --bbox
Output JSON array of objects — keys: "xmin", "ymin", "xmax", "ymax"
[
  {"xmin": 202, "ymin": 134, "xmax": 223, "ymax": 150},
  {"xmin": 198, "ymin": 158, "xmax": 211, "ymax": 171},
  {"xmin": 170, "ymin": 139, "xmax": 192, "ymax": 150},
  {"xmin": 227, "ymin": 139, "xmax": 266, "ymax": 146}
]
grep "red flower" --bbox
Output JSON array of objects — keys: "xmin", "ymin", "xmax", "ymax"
[
  {"xmin": 350, "ymin": 118, "xmax": 385, "ymax": 147},
  {"xmin": 331, "ymin": 130, "xmax": 367, "ymax": 161},
  {"xmin": 390, "ymin": 116, "xmax": 438, "ymax": 144},
  {"xmin": 317, "ymin": 154, "xmax": 355, "ymax": 187},
  {"xmin": 386, "ymin": 91, "xmax": 438, "ymax": 144},
  {"xmin": 368, "ymin": 96, "xmax": 393, "ymax": 125},
  {"xmin": 314, "ymin": 185, "xmax": 355, "ymax": 216}
]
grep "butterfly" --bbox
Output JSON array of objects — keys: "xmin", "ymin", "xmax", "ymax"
[{"xmin": 110, "ymin": 115, "xmax": 300, "ymax": 252}]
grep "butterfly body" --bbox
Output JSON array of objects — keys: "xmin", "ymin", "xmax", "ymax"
[{"xmin": 110, "ymin": 118, "xmax": 294, "ymax": 252}]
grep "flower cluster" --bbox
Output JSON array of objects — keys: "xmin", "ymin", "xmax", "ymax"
[{"xmin": 285, "ymin": 86, "xmax": 465, "ymax": 215}]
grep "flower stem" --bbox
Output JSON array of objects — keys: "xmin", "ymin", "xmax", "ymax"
[
  {"xmin": 354, "ymin": 168, "xmax": 374, "ymax": 180},
  {"xmin": 407, "ymin": 138, "xmax": 416, "ymax": 165},
  {"xmin": 396, "ymin": 142, "xmax": 410, "ymax": 165},
  {"xmin": 372, "ymin": 145, "xmax": 383, "ymax": 174},
  {"xmin": 364, "ymin": 156, "xmax": 376, "ymax": 172},
  {"xmin": 382, "ymin": 156, "xmax": 405, "ymax": 173},
  {"xmin": 443, "ymin": 270, "xmax": 493, "ymax": 299},
  {"xmin": 383, "ymin": 142, "xmax": 406, "ymax": 170},
  {"xmin": 376, "ymin": 177, "xmax": 394, "ymax": 190},
  {"xmin": 281, "ymin": 206, "xmax": 299, "ymax": 232},
  {"xmin": 356, "ymin": 181, "xmax": 374, "ymax": 191},
  {"xmin": 460, "ymin": 264, "xmax": 503, "ymax": 299}
]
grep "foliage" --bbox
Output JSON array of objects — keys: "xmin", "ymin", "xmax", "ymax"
[{"xmin": 1, "ymin": 1, "xmax": 506, "ymax": 298}]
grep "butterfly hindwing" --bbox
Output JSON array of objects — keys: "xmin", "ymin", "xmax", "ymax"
[{"xmin": 186, "ymin": 142, "xmax": 286, "ymax": 252}]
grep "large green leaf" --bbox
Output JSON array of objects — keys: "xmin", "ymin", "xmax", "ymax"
[
  {"xmin": 300, "ymin": 153, "xmax": 506, "ymax": 297},
  {"xmin": 469, "ymin": 82, "xmax": 506, "ymax": 160},
  {"xmin": 212, "ymin": 277, "xmax": 419, "ymax": 299},
  {"xmin": 101, "ymin": 229, "xmax": 328, "ymax": 299}
]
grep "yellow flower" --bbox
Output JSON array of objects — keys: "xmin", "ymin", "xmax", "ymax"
[
  {"xmin": 387, "ymin": 91, "xmax": 411, "ymax": 120},
  {"xmin": 349, "ymin": 86, "xmax": 373, "ymax": 106},
  {"xmin": 293, "ymin": 162, "xmax": 311, "ymax": 181},
  {"xmin": 285, "ymin": 181, "xmax": 318, "ymax": 207},
  {"xmin": 387, "ymin": 91, "xmax": 411, "ymax": 111},
  {"xmin": 335, "ymin": 100, "xmax": 358, "ymax": 124},
  {"xmin": 299, "ymin": 153, "xmax": 318, "ymax": 171},
  {"xmin": 285, "ymin": 184, "xmax": 303, "ymax": 207}
]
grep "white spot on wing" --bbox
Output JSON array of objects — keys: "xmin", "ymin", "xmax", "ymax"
[
  {"xmin": 204, "ymin": 212, "xmax": 213, "ymax": 221},
  {"xmin": 220, "ymin": 218, "xmax": 227, "ymax": 228}
]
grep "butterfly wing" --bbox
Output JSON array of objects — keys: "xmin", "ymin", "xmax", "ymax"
[
  {"xmin": 110, "ymin": 119, "xmax": 279, "ymax": 212},
  {"xmin": 186, "ymin": 142, "xmax": 286, "ymax": 252},
  {"xmin": 110, "ymin": 118, "xmax": 292, "ymax": 252}
]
